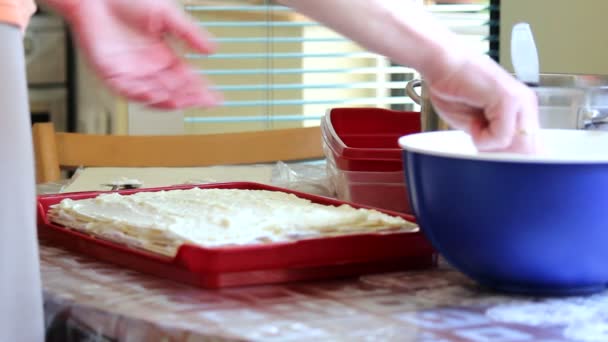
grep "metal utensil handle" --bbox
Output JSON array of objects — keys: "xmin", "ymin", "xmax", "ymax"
[{"xmin": 405, "ymin": 79, "xmax": 423, "ymax": 105}]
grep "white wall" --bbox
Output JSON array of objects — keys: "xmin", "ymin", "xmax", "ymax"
[{"xmin": 500, "ymin": 0, "xmax": 608, "ymax": 75}]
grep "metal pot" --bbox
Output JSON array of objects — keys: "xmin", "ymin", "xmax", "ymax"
[
  {"xmin": 405, "ymin": 73, "xmax": 608, "ymax": 132},
  {"xmin": 405, "ymin": 79, "xmax": 449, "ymax": 132}
]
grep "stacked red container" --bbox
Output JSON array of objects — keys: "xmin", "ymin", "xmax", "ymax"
[{"xmin": 321, "ymin": 108, "xmax": 421, "ymax": 214}]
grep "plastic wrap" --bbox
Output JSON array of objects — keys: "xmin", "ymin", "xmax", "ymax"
[
  {"xmin": 271, "ymin": 161, "xmax": 334, "ymax": 198},
  {"xmin": 54, "ymin": 162, "xmax": 334, "ymax": 197}
]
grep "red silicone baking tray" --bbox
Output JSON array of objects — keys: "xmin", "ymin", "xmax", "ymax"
[{"xmin": 37, "ymin": 182, "xmax": 436, "ymax": 288}]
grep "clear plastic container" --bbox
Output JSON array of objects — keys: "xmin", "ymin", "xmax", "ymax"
[{"xmin": 327, "ymin": 159, "xmax": 410, "ymax": 213}]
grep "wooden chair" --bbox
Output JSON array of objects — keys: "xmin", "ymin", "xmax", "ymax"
[{"xmin": 32, "ymin": 122, "xmax": 324, "ymax": 184}]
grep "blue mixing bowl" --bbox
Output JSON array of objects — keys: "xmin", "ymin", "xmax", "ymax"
[{"xmin": 399, "ymin": 129, "xmax": 608, "ymax": 296}]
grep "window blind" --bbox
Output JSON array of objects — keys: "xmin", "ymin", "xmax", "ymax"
[{"xmin": 181, "ymin": 0, "xmax": 498, "ymax": 134}]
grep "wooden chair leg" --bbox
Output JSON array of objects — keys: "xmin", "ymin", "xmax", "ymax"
[{"xmin": 33, "ymin": 123, "xmax": 61, "ymax": 183}]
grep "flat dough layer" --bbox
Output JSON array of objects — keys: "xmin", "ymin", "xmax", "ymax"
[{"xmin": 48, "ymin": 188, "xmax": 418, "ymax": 256}]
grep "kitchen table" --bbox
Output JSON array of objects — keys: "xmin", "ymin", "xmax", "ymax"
[
  {"xmin": 41, "ymin": 241, "xmax": 608, "ymax": 342},
  {"xmin": 38, "ymin": 168, "xmax": 608, "ymax": 342}
]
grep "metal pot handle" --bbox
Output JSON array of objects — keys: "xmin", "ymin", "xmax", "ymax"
[
  {"xmin": 405, "ymin": 79, "xmax": 423, "ymax": 105},
  {"xmin": 579, "ymin": 108, "xmax": 608, "ymax": 130}
]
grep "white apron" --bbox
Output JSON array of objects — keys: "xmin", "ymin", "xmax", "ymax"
[{"xmin": 0, "ymin": 22, "xmax": 44, "ymax": 342}]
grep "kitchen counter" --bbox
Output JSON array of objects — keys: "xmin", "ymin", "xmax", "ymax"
[{"xmin": 38, "ymin": 167, "xmax": 608, "ymax": 342}]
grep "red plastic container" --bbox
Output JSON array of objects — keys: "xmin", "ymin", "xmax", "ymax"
[
  {"xmin": 37, "ymin": 182, "xmax": 436, "ymax": 288},
  {"xmin": 322, "ymin": 108, "xmax": 421, "ymax": 213},
  {"xmin": 322, "ymin": 107, "xmax": 421, "ymax": 172}
]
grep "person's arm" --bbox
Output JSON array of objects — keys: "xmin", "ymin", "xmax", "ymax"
[
  {"xmin": 277, "ymin": 0, "xmax": 540, "ymax": 153},
  {"xmin": 276, "ymin": 0, "xmax": 467, "ymax": 84},
  {"xmin": 42, "ymin": 0, "xmax": 221, "ymax": 110},
  {"xmin": 0, "ymin": 0, "xmax": 36, "ymax": 32}
]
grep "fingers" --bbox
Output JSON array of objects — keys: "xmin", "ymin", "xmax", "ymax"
[
  {"xmin": 162, "ymin": 5, "xmax": 216, "ymax": 54},
  {"xmin": 503, "ymin": 88, "xmax": 542, "ymax": 154},
  {"xmin": 469, "ymin": 84, "xmax": 539, "ymax": 153},
  {"xmin": 503, "ymin": 126, "xmax": 543, "ymax": 155},
  {"xmin": 107, "ymin": 0, "xmax": 215, "ymax": 54},
  {"xmin": 432, "ymin": 86, "xmax": 539, "ymax": 154},
  {"xmin": 144, "ymin": 5, "xmax": 221, "ymax": 108},
  {"xmin": 105, "ymin": 76, "xmax": 169, "ymax": 104},
  {"xmin": 429, "ymin": 92, "xmax": 484, "ymax": 131},
  {"xmin": 151, "ymin": 59, "xmax": 223, "ymax": 109},
  {"xmin": 470, "ymin": 93, "xmax": 519, "ymax": 151},
  {"xmin": 104, "ymin": 58, "xmax": 222, "ymax": 110},
  {"xmin": 428, "ymin": 53, "xmax": 540, "ymax": 154}
]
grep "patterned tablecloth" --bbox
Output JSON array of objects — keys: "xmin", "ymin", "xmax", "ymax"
[
  {"xmin": 41, "ymin": 241, "xmax": 608, "ymax": 342},
  {"xmin": 38, "ymin": 171, "xmax": 608, "ymax": 342}
]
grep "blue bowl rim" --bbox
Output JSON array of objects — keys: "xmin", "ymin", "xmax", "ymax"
[{"xmin": 398, "ymin": 129, "xmax": 608, "ymax": 165}]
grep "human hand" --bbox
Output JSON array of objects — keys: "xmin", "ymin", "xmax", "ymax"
[
  {"xmin": 49, "ymin": 0, "xmax": 222, "ymax": 110},
  {"xmin": 424, "ymin": 53, "xmax": 541, "ymax": 154}
]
